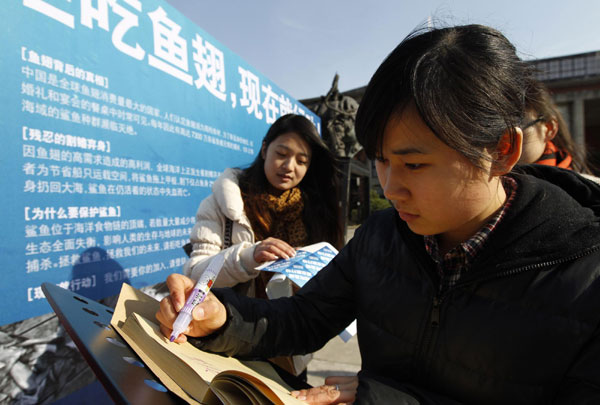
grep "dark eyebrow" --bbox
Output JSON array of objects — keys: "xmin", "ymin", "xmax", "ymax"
[
  {"xmin": 275, "ymin": 144, "xmax": 311, "ymax": 158},
  {"xmin": 391, "ymin": 147, "xmax": 427, "ymax": 155}
]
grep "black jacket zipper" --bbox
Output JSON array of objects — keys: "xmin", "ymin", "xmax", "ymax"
[
  {"xmin": 416, "ymin": 245, "xmax": 600, "ymax": 383},
  {"xmin": 457, "ymin": 246, "xmax": 600, "ymax": 288}
]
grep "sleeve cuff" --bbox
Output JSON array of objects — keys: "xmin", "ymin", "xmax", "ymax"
[{"xmin": 240, "ymin": 243, "xmax": 261, "ymax": 274}]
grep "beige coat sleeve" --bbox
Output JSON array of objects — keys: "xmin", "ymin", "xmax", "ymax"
[{"xmin": 182, "ymin": 194, "xmax": 261, "ymax": 287}]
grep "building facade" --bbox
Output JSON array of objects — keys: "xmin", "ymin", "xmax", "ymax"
[
  {"xmin": 303, "ymin": 50, "xmax": 600, "ymax": 179},
  {"xmin": 530, "ymin": 51, "xmax": 600, "ymax": 172}
]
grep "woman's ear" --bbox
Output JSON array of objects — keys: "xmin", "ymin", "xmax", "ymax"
[
  {"xmin": 491, "ymin": 128, "xmax": 523, "ymax": 175},
  {"xmin": 544, "ymin": 118, "xmax": 559, "ymax": 141}
]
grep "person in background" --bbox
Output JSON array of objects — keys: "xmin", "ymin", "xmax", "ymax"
[
  {"xmin": 184, "ymin": 113, "xmax": 343, "ymax": 291},
  {"xmin": 158, "ymin": 24, "xmax": 600, "ymax": 403},
  {"xmin": 519, "ymin": 78, "xmax": 593, "ymax": 173},
  {"xmin": 182, "ymin": 113, "xmax": 343, "ymax": 377}
]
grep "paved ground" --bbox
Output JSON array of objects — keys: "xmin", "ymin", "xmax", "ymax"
[
  {"xmin": 306, "ymin": 334, "xmax": 361, "ymax": 387},
  {"xmin": 305, "ymin": 225, "xmax": 361, "ymax": 387}
]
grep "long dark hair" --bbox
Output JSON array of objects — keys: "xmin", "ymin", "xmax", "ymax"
[
  {"xmin": 238, "ymin": 114, "xmax": 344, "ymax": 249},
  {"xmin": 356, "ymin": 24, "xmax": 532, "ymax": 169},
  {"xmin": 524, "ymin": 79, "xmax": 592, "ymax": 174}
]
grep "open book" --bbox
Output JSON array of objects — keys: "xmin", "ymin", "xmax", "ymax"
[
  {"xmin": 110, "ymin": 283, "xmax": 307, "ymax": 405},
  {"xmin": 257, "ymin": 242, "xmax": 357, "ymax": 342}
]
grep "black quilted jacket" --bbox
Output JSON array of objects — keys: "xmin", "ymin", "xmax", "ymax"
[{"xmin": 194, "ymin": 165, "xmax": 600, "ymax": 404}]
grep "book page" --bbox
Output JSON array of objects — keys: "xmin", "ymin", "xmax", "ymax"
[
  {"xmin": 112, "ymin": 283, "xmax": 305, "ymax": 405},
  {"xmin": 120, "ymin": 313, "xmax": 210, "ymax": 403},
  {"xmin": 127, "ymin": 313, "xmax": 305, "ymax": 405},
  {"xmin": 110, "ymin": 283, "xmax": 201, "ymax": 404}
]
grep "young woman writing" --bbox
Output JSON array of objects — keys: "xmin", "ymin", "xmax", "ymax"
[{"xmin": 158, "ymin": 25, "xmax": 600, "ymax": 403}]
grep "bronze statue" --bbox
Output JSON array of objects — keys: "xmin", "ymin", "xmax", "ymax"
[{"xmin": 314, "ymin": 74, "xmax": 361, "ymax": 158}]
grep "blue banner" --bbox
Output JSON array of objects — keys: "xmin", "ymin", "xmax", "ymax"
[{"xmin": 0, "ymin": 0, "xmax": 319, "ymax": 325}]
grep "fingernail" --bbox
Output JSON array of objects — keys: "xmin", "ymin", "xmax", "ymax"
[
  {"xmin": 298, "ymin": 395, "xmax": 306, "ymax": 401},
  {"xmin": 193, "ymin": 307, "xmax": 205, "ymax": 319},
  {"xmin": 175, "ymin": 298, "xmax": 184, "ymax": 312}
]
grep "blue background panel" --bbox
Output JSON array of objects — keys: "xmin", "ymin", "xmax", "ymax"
[{"xmin": 0, "ymin": 0, "xmax": 319, "ymax": 325}]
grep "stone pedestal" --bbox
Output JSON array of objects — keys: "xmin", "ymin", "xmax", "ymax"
[{"xmin": 339, "ymin": 157, "xmax": 371, "ymax": 238}]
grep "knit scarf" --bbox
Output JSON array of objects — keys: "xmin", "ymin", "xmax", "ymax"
[
  {"xmin": 242, "ymin": 187, "xmax": 308, "ymax": 373},
  {"xmin": 245, "ymin": 187, "xmax": 308, "ymax": 248},
  {"xmin": 535, "ymin": 140, "xmax": 573, "ymax": 170}
]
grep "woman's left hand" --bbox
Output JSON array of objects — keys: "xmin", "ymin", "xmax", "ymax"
[
  {"xmin": 254, "ymin": 237, "xmax": 296, "ymax": 262},
  {"xmin": 291, "ymin": 375, "xmax": 358, "ymax": 404}
]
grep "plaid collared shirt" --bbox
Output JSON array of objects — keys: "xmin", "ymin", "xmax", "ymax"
[{"xmin": 424, "ymin": 177, "xmax": 517, "ymax": 294}]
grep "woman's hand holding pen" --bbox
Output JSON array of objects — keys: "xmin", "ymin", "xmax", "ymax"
[
  {"xmin": 254, "ymin": 237, "xmax": 296, "ymax": 262},
  {"xmin": 156, "ymin": 273, "xmax": 227, "ymax": 343}
]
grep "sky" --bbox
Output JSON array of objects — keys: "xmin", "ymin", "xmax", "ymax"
[{"xmin": 165, "ymin": 0, "xmax": 600, "ymax": 101}]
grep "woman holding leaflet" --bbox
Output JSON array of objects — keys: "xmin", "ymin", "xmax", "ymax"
[
  {"xmin": 183, "ymin": 113, "xmax": 343, "ymax": 294},
  {"xmin": 158, "ymin": 24, "xmax": 600, "ymax": 403},
  {"xmin": 182, "ymin": 113, "xmax": 343, "ymax": 377}
]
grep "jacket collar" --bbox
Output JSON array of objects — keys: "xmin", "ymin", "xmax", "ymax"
[
  {"xmin": 473, "ymin": 165, "xmax": 600, "ymax": 272},
  {"xmin": 398, "ymin": 165, "xmax": 600, "ymax": 278}
]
